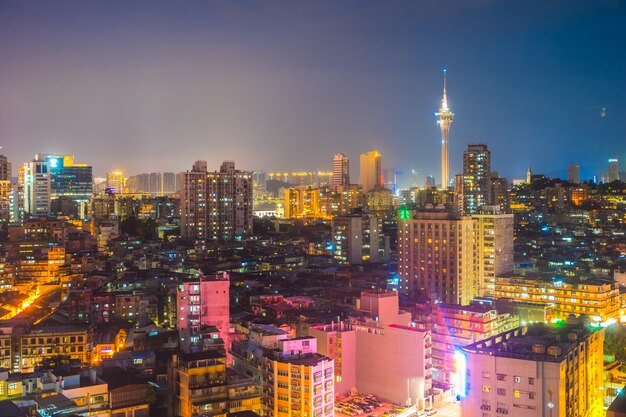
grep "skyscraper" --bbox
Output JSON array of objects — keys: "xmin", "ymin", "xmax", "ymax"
[
  {"xmin": 608, "ymin": 158, "xmax": 619, "ymax": 182},
  {"xmin": 359, "ymin": 150, "xmax": 382, "ymax": 192},
  {"xmin": 567, "ymin": 163, "xmax": 580, "ymax": 184},
  {"xmin": 398, "ymin": 209, "xmax": 475, "ymax": 304},
  {"xmin": 332, "ymin": 153, "xmax": 350, "ymax": 186},
  {"xmin": 436, "ymin": 69, "xmax": 454, "ymax": 189},
  {"xmin": 462, "ymin": 144, "xmax": 491, "ymax": 215},
  {"xmin": 41, "ymin": 154, "xmax": 93, "ymax": 218},
  {"xmin": 181, "ymin": 160, "xmax": 253, "ymax": 241},
  {"xmin": 106, "ymin": 171, "xmax": 125, "ymax": 194},
  {"xmin": 0, "ymin": 155, "xmax": 11, "ymax": 222},
  {"xmin": 22, "ymin": 160, "xmax": 51, "ymax": 216}
]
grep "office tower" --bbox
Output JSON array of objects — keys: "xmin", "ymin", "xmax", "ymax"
[
  {"xmin": 348, "ymin": 291, "xmax": 433, "ymax": 406},
  {"xmin": 0, "ymin": 155, "xmax": 10, "ymax": 221},
  {"xmin": 567, "ymin": 163, "xmax": 580, "ymax": 184},
  {"xmin": 106, "ymin": 171, "xmax": 125, "ymax": 194},
  {"xmin": 162, "ymin": 172, "xmax": 176, "ymax": 194},
  {"xmin": 490, "ymin": 173, "xmax": 510, "ymax": 212},
  {"xmin": 332, "ymin": 153, "xmax": 350, "ymax": 186},
  {"xmin": 39, "ymin": 155, "xmax": 93, "ymax": 218},
  {"xmin": 458, "ymin": 322, "xmax": 604, "ymax": 417},
  {"xmin": 359, "ymin": 150, "xmax": 382, "ymax": 192},
  {"xmin": 462, "ymin": 144, "xmax": 491, "ymax": 215},
  {"xmin": 608, "ymin": 158, "xmax": 620, "ymax": 182},
  {"xmin": 472, "ymin": 206, "xmax": 514, "ymax": 296},
  {"xmin": 149, "ymin": 172, "xmax": 162, "ymax": 195},
  {"xmin": 436, "ymin": 69, "xmax": 454, "ymax": 189},
  {"xmin": 177, "ymin": 273, "xmax": 230, "ymax": 352},
  {"xmin": 22, "ymin": 160, "xmax": 51, "ymax": 216},
  {"xmin": 181, "ymin": 160, "xmax": 253, "ymax": 241},
  {"xmin": 263, "ymin": 337, "xmax": 334, "ymax": 417},
  {"xmin": 526, "ymin": 166, "xmax": 532, "ymax": 183},
  {"xmin": 424, "ymin": 175, "xmax": 436, "ymax": 188},
  {"xmin": 398, "ymin": 210, "xmax": 475, "ymax": 304}
]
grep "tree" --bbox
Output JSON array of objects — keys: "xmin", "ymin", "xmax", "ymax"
[{"xmin": 604, "ymin": 324, "xmax": 626, "ymax": 362}]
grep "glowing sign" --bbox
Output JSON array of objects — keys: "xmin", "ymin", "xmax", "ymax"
[
  {"xmin": 453, "ymin": 350, "xmax": 467, "ymax": 398},
  {"xmin": 399, "ymin": 208, "xmax": 410, "ymax": 220}
]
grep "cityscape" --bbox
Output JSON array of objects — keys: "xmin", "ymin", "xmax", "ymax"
[{"xmin": 1, "ymin": 2, "xmax": 626, "ymax": 417}]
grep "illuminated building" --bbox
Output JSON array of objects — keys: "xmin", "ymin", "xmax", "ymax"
[
  {"xmin": 17, "ymin": 324, "xmax": 89, "ymax": 372},
  {"xmin": 0, "ymin": 155, "xmax": 10, "ymax": 222},
  {"xmin": 436, "ymin": 69, "xmax": 454, "ymax": 189},
  {"xmin": 332, "ymin": 213, "xmax": 382, "ymax": 264},
  {"xmin": 227, "ymin": 373, "xmax": 263, "ymax": 415},
  {"xmin": 398, "ymin": 209, "xmax": 475, "ymax": 304},
  {"xmin": 424, "ymin": 175, "xmax": 436, "ymax": 188},
  {"xmin": 359, "ymin": 150, "xmax": 382, "ymax": 192},
  {"xmin": 181, "ymin": 160, "xmax": 253, "ymax": 241},
  {"xmin": 608, "ymin": 158, "xmax": 620, "ymax": 182},
  {"xmin": 348, "ymin": 291, "xmax": 433, "ymax": 406},
  {"xmin": 567, "ymin": 163, "xmax": 580, "ymax": 184},
  {"xmin": 22, "ymin": 160, "xmax": 51, "ymax": 216},
  {"xmin": 171, "ymin": 348, "xmax": 229, "ymax": 417},
  {"xmin": 494, "ymin": 273, "xmax": 620, "ymax": 323},
  {"xmin": 308, "ymin": 322, "xmax": 356, "ymax": 398},
  {"xmin": 267, "ymin": 172, "xmax": 333, "ymax": 186},
  {"xmin": 472, "ymin": 206, "xmax": 514, "ymax": 296},
  {"xmin": 430, "ymin": 300, "xmax": 519, "ymax": 386},
  {"xmin": 332, "ymin": 153, "xmax": 350, "ymax": 186},
  {"xmin": 262, "ymin": 337, "xmax": 334, "ymax": 417},
  {"xmin": 490, "ymin": 173, "xmax": 510, "ymax": 212},
  {"xmin": 366, "ymin": 186, "xmax": 394, "ymax": 214},
  {"xmin": 570, "ymin": 185, "xmax": 589, "ymax": 206},
  {"xmin": 36, "ymin": 154, "xmax": 93, "ymax": 218},
  {"xmin": 526, "ymin": 166, "xmax": 532, "ymax": 183},
  {"xmin": 106, "ymin": 170, "xmax": 125, "ymax": 194},
  {"xmin": 177, "ymin": 273, "xmax": 230, "ymax": 353},
  {"xmin": 462, "ymin": 144, "xmax": 491, "ymax": 215},
  {"xmin": 163, "ymin": 171, "xmax": 176, "ymax": 194},
  {"xmin": 283, "ymin": 186, "xmax": 323, "ymax": 219},
  {"xmin": 149, "ymin": 172, "xmax": 162, "ymax": 195},
  {"xmin": 459, "ymin": 321, "xmax": 604, "ymax": 417}
]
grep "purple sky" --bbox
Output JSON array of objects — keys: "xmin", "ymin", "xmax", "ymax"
[{"xmin": 1, "ymin": 1, "xmax": 625, "ymax": 183}]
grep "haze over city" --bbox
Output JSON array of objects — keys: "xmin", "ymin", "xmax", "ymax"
[{"xmin": 1, "ymin": 0, "xmax": 625, "ymax": 180}]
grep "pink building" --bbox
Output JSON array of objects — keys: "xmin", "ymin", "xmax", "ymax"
[{"xmin": 177, "ymin": 273, "xmax": 230, "ymax": 352}]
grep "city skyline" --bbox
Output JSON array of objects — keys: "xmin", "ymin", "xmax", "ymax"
[{"xmin": 1, "ymin": 1, "xmax": 625, "ymax": 180}]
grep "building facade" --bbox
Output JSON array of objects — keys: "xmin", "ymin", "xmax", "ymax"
[
  {"xmin": 462, "ymin": 144, "xmax": 491, "ymax": 215},
  {"xmin": 359, "ymin": 150, "xmax": 382, "ymax": 193},
  {"xmin": 332, "ymin": 154, "xmax": 350, "ymax": 187}
]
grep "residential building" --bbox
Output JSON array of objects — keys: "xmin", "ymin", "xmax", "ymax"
[
  {"xmin": 332, "ymin": 213, "xmax": 382, "ymax": 264},
  {"xmin": 568, "ymin": 163, "xmax": 580, "ymax": 184},
  {"xmin": 332, "ymin": 154, "xmax": 350, "ymax": 186},
  {"xmin": 398, "ymin": 209, "xmax": 475, "ymax": 304},
  {"xmin": 22, "ymin": 160, "xmax": 51, "ymax": 216},
  {"xmin": 107, "ymin": 171, "xmax": 125, "ymax": 194},
  {"xmin": 263, "ymin": 337, "xmax": 334, "ymax": 417},
  {"xmin": 459, "ymin": 321, "xmax": 604, "ymax": 417},
  {"xmin": 462, "ymin": 144, "xmax": 491, "ymax": 214}
]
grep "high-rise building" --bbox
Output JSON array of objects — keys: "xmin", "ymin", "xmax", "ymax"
[
  {"xmin": 332, "ymin": 214, "xmax": 382, "ymax": 264},
  {"xmin": 263, "ymin": 337, "xmax": 334, "ymax": 417},
  {"xmin": 39, "ymin": 154, "xmax": 93, "ymax": 218},
  {"xmin": 283, "ymin": 186, "xmax": 322, "ymax": 219},
  {"xmin": 181, "ymin": 160, "xmax": 253, "ymax": 241},
  {"xmin": 436, "ymin": 69, "xmax": 454, "ymax": 189},
  {"xmin": 359, "ymin": 150, "xmax": 382, "ymax": 192},
  {"xmin": 608, "ymin": 158, "xmax": 620, "ymax": 182},
  {"xmin": 462, "ymin": 144, "xmax": 491, "ymax": 215},
  {"xmin": 149, "ymin": 172, "xmax": 162, "ymax": 195},
  {"xmin": 163, "ymin": 172, "xmax": 176, "ymax": 194},
  {"xmin": 398, "ymin": 209, "xmax": 475, "ymax": 304},
  {"xmin": 0, "ymin": 155, "xmax": 11, "ymax": 222},
  {"xmin": 177, "ymin": 273, "xmax": 230, "ymax": 353},
  {"xmin": 567, "ymin": 163, "xmax": 580, "ymax": 184},
  {"xmin": 526, "ymin": 166, "xmax": 532, "ymax": 184},
  {"xmin": 472, "ymin": 206, "xmax": 514, "ymax": 297},
  {"xmin": 106, "ymin": 171, "xmax": 125, "ymax": 194},
  {"xmin": 22, "ymin": 160, "xmax": 51, "ymax": 216},
  {"xmin": 332, "ymin": 153, "xmax": 350, "ymax": 186},
  {"xmin": 458, "ymin": 322, "xmax": 604, "ymax": 417},
  {"xmin": 424, "ymin": 175, "xmax": 436, "ymax": 188},
  {"xmin": 489, "ymin": 173, "xmax": 510, "ymax": 212}
]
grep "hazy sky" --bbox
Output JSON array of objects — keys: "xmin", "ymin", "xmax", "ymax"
[{"xmin": 1, "ymin": 1, "xmax": 625, "ymax": 182}]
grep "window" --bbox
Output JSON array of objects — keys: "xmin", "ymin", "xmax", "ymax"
[
  {"xmin": 496, "ymin": 374, "xmax": 506, "ymax": 381},
  {"xmin": 514, "ymin": 376, "xmax": 521, "ymax": 383},
  {"xmin": 514, "ymin": 390, "xmax": 520, "ymax": 398},
  {"xmin": 528, "ymin": 378, "xmax": 535, "ymax": 385},
  {"xmin": 497, "ymin": 388, "xmax": 506, "ymax": 396},
  {"xmin": 529, "ymin": 392, "xmax": 535, "ymax": 400},
  {"xmin": 483, "ymin": 385, "xmax": 491, "ymax": 393},
  {"xmin": 482, "ymin": 371, "xmax": 491, "ymax": 378}
]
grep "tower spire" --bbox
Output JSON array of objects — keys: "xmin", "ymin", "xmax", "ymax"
[{"xmin": 442, "ymin": 68, "xmax": 448, "ymax": 110}]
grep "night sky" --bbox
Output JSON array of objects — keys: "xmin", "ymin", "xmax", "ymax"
[{"xmin": 1, "ymin": 1, "xmax": 625, "ymax": 183}]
